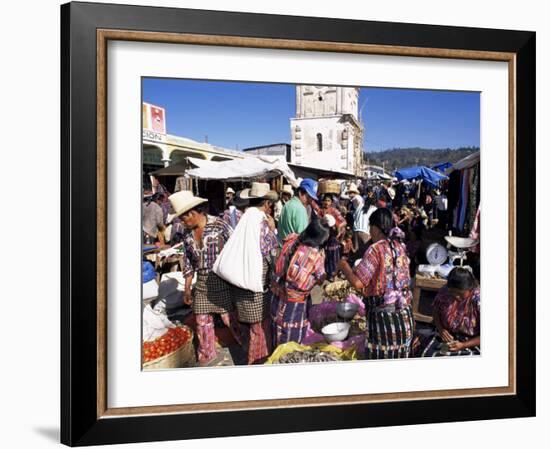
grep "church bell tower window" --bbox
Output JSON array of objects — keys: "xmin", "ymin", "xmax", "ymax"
[{"xmin": 317, "ymin": 133, "xmax": 323, "ymax": 151}]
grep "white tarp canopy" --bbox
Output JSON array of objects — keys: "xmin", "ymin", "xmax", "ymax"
[
  {"xmin": 446, "ymin": 151, "xmax": 480, "ymax": 173},
  {"xmin": 369, "ymin": 172, "xmax": 393, "ymax": 181},
  {"xmin": 187, "ymin": 155, "xmax": 300, "ymax": 187}
]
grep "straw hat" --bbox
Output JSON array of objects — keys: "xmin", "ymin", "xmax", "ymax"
[
  {"xmin": 281, "ymin": 184, "xmax": 294, "ymax": 196},
  {"xmin": 233, "ymin": 190, "xmax": 250, "ymax": 208},
  {"xmin": 240, "ymin": 182, "xmax": 271, "ymax": 199},
  {"xmin": 167, "ymin": 190, "xmax": 208, "ymax": 223},
  {"xmin": 347, "ymin": 183, "xmax": 360, "ymax": 195},
  {"xmin": 387, "ymin": 187, "xmax": 396, "ymax": 200},
  {"xmin": 226, "ymin": 187, "xmax": 235, "ymax": 195}
]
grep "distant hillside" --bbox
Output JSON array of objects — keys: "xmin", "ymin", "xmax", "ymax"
[{"xmin": 363, "ymin": 147, "xmax": 479, "ymax": 172}]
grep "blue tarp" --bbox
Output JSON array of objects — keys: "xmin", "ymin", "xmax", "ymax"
[
  {"xmin": 431, "ymin": 162, "xmax": 453, "ymax": 172},
  {"xmin": 394, "ymin": 166, "xmax": 448, "ymax": 187}
]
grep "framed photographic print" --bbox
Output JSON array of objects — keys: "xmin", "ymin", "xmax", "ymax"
[{"xmin": 61, "ymin": 1, "xmax": 536, "ymax": 446}]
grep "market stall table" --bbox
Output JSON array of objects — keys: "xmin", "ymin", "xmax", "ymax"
[{"xmin": 412, "ymin": 273, "xmax": 447, "ymax": 323}]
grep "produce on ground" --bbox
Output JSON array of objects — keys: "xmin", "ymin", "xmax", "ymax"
[
  {"xmin": 277, "ymin": 349, "xmax": 340, "ymax": 364},
  {"xmin": 324, "ymin": 279, "xmax": 357, "ymax": 301},
  {"xmin": 142, "ymin": 326, "xmax": 192, "ymax": 363}
]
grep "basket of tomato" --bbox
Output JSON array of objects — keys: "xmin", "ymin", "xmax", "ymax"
[{"xmin": 142, "ymin": 325, "xmax": 196, "ymax": 370}]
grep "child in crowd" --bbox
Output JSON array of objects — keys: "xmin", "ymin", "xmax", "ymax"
[{"xmin": 341, "ymin": 228, "xmax": 357, "ymax": 260}]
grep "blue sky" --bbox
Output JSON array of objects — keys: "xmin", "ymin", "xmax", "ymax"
[{"xmin": 143, "ymin": 78, "xmax": 479, "ymax": 152}]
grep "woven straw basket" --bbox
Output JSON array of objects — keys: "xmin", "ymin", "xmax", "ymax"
[
  {"xmin": 143, "ymin": 327, "xmax": 196, "ymax": 370},
  {"xmin": 318, "ymin": 181, "xmax": 341, "ymax": 195}
]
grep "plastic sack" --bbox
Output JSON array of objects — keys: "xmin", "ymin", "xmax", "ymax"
[
  {"xmin": 308, "ymin": 296, "xmax": 365, "ymax": 325},
  {"xmin": 143, "ymin": 304, "xmax": 175, "ymax": 342},
  {"xmin": 142, "ymin": 261, "xmax": 156, "ymax": 283},
  {"xmin": 301, "ymin": 332, "xmax": 365, "ymax": 354},
  {"xmin": 266, "ymin": 341, "xmax": 357, "ymax": 364},
  {"xmin": 213, "ymin": 207, "xmax": 265, "ymax": 292},
  {"xmin": 143, "ymin": 279, "xmax": 159, "ymax": 301}
]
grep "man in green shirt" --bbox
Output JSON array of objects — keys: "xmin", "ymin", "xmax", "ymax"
[{"xmin": 277, "ymin": 178, "xmax": 318, "ymax": 241}]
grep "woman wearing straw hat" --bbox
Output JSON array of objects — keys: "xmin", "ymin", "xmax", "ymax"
[
  {"xmin": 223, "ymin": 182, "xmax": 279, "ymax": 364},
  {"xmin": 167, "ymin": 190, "xmax": 242, "ymax": 365}
]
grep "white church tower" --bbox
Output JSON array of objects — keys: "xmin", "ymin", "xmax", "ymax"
[{"xmin": 290, "ymin": 85, "xmax": 364, "ymax": 175}]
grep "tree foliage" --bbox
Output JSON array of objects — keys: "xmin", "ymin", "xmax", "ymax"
[{"xmin": 363, "ymin": 147, "xmax": 479, "ymax": 172}]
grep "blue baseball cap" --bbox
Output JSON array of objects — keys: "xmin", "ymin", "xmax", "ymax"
[{"xmin": 299, "ymin": 178, "xmax": 319, "ymax": 201}]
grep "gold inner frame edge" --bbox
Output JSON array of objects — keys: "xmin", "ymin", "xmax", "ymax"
[{"xmin": 96, "ymin": 29, "xmax": 517, "ymax": 418}]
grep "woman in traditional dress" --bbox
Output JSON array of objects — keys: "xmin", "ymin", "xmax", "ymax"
[
  {"xmin": 337, "ymin": 208, "xmax": 414, "ymax": 359},
  {"xmin": 167, "ymin": 190, "xmax": 242, "ymax": 365},
  {"xmin": 418, "ymin": 267, "xmax": 480, "ymax": 357},
  {"xmin": 270, "ymin": 217, "xmax": 330, "ymax": 347},
  {"xmin": 318, "ymin": 194, "xmax": 346, "ymax": 281}
]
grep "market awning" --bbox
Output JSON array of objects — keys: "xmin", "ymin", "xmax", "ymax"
[
  {"xmin": 431, "ymin": 162, "xmax": 453, "ymax": 172},
  {"xmin": 394, "ymin": 165, "xmax": 448, "ymax": 187},
  {"xmin": 287, "ymin": 163, "xmax": 357, "ymax": 181},
  {"xmin": 446, "ymin": 151, "xmax": 480, "ymax": 173},
  {"xmin": 367, "ymin": 172, "xmax": 393, "ymax": 181},
  {"xmin": 186, "ymin": 156, "xmax": 300, "ymax": 187},
  {"xmin": 149, "ymin": 163, "xmax": 188, "ymax": 176}
]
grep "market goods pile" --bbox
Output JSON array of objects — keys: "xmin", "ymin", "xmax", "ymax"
[
  {"xmin": 142, "ymin": 327, "xmax": 192, "ymax": 363},
  {"xmin": 276, "ymin": 349, "xmax": 340, "ymax": 364},
  {"xmin": 324, "ymin": 279, "xmax": 356, "ymax": 301}
]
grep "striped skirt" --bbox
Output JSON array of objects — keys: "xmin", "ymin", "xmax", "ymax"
[
  {"xmin": 419, "ymin": 333, "xmax": 480, "ymax": 357},
  {"xmin": 324, "ymin": 235, "xmax": 341, "ymax": 278},
  {"xmin": 230, "ymin": 262, "xmax": 270, "ymax": 324},
  {"xmin": 193, "ymin": 271, "xmax": 234, "ymax": 315},
  {"xmin": 364, "ymin": 296, "xmax": 414, "ymax": 359},
  {"xmin": 271, "ymin": 294, "xmax": 312, "ymax": 347}
]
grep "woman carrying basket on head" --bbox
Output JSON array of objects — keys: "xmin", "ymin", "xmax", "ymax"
[
  {"xmin": 318, "ymin": 193, "xmax": 346, "ymax": 282},
  {"xmin": 337, "ymin": 208, "xmax": 414, "ymax": 359}
]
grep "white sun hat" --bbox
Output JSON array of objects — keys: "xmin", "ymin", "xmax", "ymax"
[
  {"xmin": 281, "ymin": 184, "xmax": 294, "ymax": 196},
  {"xmin": 240, "ymin": 182, "xmax": 271, "ymax": 199},
  {"xmin": 167, "ymin": 190, "xmax": 208, "ymax": 223},
  {"xmin": 346, "ymin": 183, "xmax": 360, "ymax": 195}
]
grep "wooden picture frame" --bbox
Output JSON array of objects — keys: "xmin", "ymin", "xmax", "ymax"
[{"xmin": 61, "ymin": 1, "xmax": 535, "ymax": 446}]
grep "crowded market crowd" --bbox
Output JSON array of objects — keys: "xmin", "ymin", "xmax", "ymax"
[{"xmin": 143, "ymin": 176, "xmax": 481, "ymax": 366}]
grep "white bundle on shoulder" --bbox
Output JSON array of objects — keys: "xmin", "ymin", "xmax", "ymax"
[{"xmin": 213, "ymin": 207, "xmax": 264, "ymax": 292}]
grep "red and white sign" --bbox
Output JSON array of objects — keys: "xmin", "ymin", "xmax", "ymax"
[{"xmin": 142, "ymin": 102, "xmax": 166, "ymax": 135}]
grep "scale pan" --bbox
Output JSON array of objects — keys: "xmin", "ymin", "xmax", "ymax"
[{"xmin": 444, "ymin": 236, "xmax": 478, "ymax": 249}]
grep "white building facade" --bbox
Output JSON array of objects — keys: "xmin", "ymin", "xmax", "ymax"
[{"xmin": 290, "ymin": 85, "xmax": 364, "ymax": 175}]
